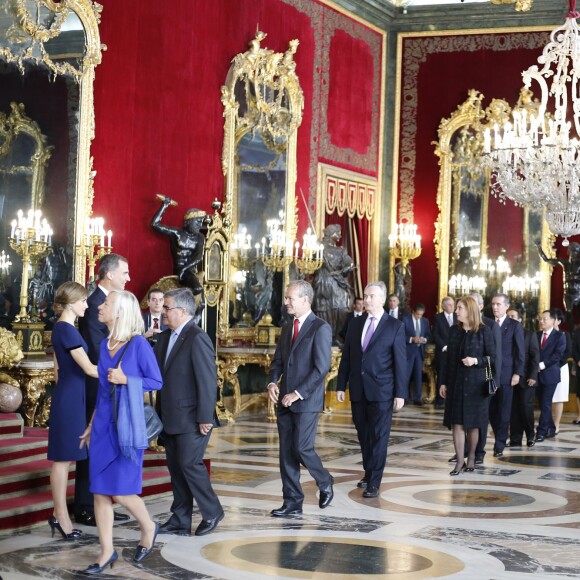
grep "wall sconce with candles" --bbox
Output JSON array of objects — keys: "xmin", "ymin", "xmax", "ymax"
[
  {"xmin": 388, "ymin": 221, "xmax": 422, "ymax": 308},
  {"xmin": 9, "ymin": 209, "xmax": 53, "ymax": 356},
  {"xmin": 76, "ymin": 217, "xmax": 113, "ymax": 284},
  {"xmin": 0, "ymin": 250, "xmax": 12, "ymax": 282}
]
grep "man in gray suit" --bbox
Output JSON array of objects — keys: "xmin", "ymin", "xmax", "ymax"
[
  {"xmin": 267, "ymin": 280, "xmax": 334, "ymax": 517},
  {"xmin": 337, "ymin": 281, "xmax": 407, "ymax": 498},
  {"xmin": 155, "ymin": 288, "xmax": 223, "ymax": 536}
]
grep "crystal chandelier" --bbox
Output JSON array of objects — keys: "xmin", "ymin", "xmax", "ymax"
[{"xmin": 483, "ymin": 1, "xmax": 580, "ymax": 246}]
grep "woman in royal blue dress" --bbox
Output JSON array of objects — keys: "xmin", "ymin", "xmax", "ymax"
[
  {"xmin": 48, "ymin": 281, "xmax": 98, "ymax": 540},
  {"xmin": 80, "ymin": 290, "xmax": 162, "ymax": 574}
]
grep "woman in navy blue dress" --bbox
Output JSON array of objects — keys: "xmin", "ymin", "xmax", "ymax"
[
  {"xmin": 48, "ymin": 282, "xmax": 98, "ymax": 540},
  {"xmin": 80, "ymin": 290, "xmax": 162, "ymax": 574}
]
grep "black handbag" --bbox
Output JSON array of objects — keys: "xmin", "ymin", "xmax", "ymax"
[
  {"xmin": 485, "ymin": 355, "xmax": 498, "ymax": 396},
  {"xmin": 144, "ymin": 391, "xmax": 163, "ymax": 441}
]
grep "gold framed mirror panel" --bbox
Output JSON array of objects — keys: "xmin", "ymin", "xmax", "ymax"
[
  {"xmin": 0, "ymin": 0, "xmax": 103, "ymax": 283},
  {"xmin": 434, "ymin": 89, "xmax": 551, "ymax": 317},
  {"xmin": 219, "ymin": 32, "xmax": 303, "ymax": 344}
]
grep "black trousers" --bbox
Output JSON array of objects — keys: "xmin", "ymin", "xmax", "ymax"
[
  {"xmin": 163, "ymin": 430, "xmax": 222, "ymax": 528},
  {"xmin": 510, "ymin": 386, "xmax": 535, "ymax": 444},
  {"xmin": 351, "ymin": 393, "xmax": 394, "ymax": 488},
  {"xmin": 276, "ymin": 407, "xmax": 331, "ymax": 505},
  {"xmin": 73, "ymin": 377, "xmax": 99, "ymax": 517},
  {"xmin": 489, "ymin": 383, "xmax": 514, "ymax": 451}
]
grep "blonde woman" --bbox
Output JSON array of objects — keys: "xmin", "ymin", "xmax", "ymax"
[
  {"xmin": 440, "ymin": 296, "xmax": 496, "ymax": 475},
  {"xmin": 48, "ymin": 282, "xmax": 98, "ymax": 540},
  {"xmin": 80, "ymin": 290, "xmax": 162, "ymax": 574}
]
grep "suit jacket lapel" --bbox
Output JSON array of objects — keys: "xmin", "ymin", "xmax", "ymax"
[
  {"xmin": 292, "ymin": 313, "xmax": 315, "ymax": 350},
  {"xmin": 164, "ymin": 320, "xmax": 195, "ymax": 369},
  {"xmin": 364, "ymin": 311, "xmax": 387, "ymax": 352}
]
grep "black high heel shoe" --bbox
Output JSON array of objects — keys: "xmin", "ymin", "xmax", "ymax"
[
  {"xmin": 465, "ymin": 459, "xmax": 475, "ymax": 472},
  {"xmin": 48, "ymin": 516, "xmax": 83, "ymax": 540},
  {"xmin": 84, "ymin": 551, "xmax": 118, "ymax": 575},
  {"xmin": 449, "ymin": 463, "xmax": 466, "ymax": 476}
]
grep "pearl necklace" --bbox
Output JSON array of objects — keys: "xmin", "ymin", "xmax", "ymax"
[{"xmin": 107, "ymin": 339, "xmax": 122, "ymax": 351}]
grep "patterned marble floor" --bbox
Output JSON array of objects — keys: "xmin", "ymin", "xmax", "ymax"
[{"xmin": 2, "ymin": 403, "xmax": 580, "ymax": 579}]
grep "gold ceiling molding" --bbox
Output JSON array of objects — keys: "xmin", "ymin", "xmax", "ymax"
[{"xmin": 319, "ymin": 163, "xmax": 377, "ymax": 223}]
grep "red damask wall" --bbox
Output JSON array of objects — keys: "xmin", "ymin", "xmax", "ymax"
[
  {"xmin": 92, "ymin": 0, "xmax": 383, "ymax": 300},
  {"xmin": 397, "ymin": 29, "xmax": 566, "ymax": 315}
]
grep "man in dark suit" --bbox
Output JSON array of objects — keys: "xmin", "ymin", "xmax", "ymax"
[
  {"xmin": 403, "ymin": 303, "xmax": 430, "ymax": 405},
  {"xmin": 387, "ymin": 293, "xmax": 407, "ymax": 321},
  {"xmin": 339, "ymin": 296, "xmax": 364, "ymax": 340},
  {"xmin": 507, "ymin": 308, "xmax": 539, "ymax": 447},
  {"xmin": 337, "ymin": 281, "xmax": 407, "ymax": 498},
  {"xmin": 142, "ymin": 287, "xmax": 168, "ymax": 346},
  {"xmin": 155, "ymin": 287, "xmax": 223, "ymax": 536},
  {"xmin": 489, "ymin": 293, "xmax": 525, "ymax": 457},
  {"xmin": 75, "ymin": 253, "xmax": 131, "ymax": 526},
  {"xmin": 535, "ymin": 309, "xmax": 567, "ymax": 442},
  {"xmin": 432, "ymin": 296, "xmax": 456, "ymax": 407},
  {"xmin": 267, "ymin": 280, "xmax": 334, "ymax": 517}
]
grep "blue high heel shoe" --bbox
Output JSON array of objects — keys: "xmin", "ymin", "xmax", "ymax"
[
  {"xmin": 84, "ymin": 551, "xmax": 118, "ymax": 575},
  {"xmin": 134, "ymin": 522, "xmax": 160, "ymax": 563},
  {"xmin": 47, "ymin": 516, "xmax": 82, "ymax": 540}
]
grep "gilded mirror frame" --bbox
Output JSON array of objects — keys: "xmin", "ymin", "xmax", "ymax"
[
  {"xmin": 0, "ymin": 0, "xmax": 104, "ymax": 282},
  {"xmin": 434, "ymin": 89, "xmax": 551, "ymax": 314},
  {"xmin": 219, "ymin": 31, "xmax": 303, "ymax": 344}
]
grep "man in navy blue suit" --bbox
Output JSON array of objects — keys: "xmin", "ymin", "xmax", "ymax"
[
  {"xmin": 403, "ymin": 304, "xmax": 430, "ymax": 405},
  {"xmin": 489, "ymin": 294, "xmax": 525, "ymax": 457},
  {"xmin": 267, "ymin": 280, "xmax": 334, "ymax": 517},
  {"xmin": 535, "ymin": 309, "xmax": 567, "ymax": 442},
  {"xmin": 75, "ymin": 253, "xmax": 131, "ymax": 525},
  {"xmin": 432, "ymin": 296, "xmax": 456, "ymax": 407},
  {"xmin": 142, "ymin": 287, "xmax": 168, "ymax": 346},
  {"xmin": 337, "ymin": 281, "xmax": 407, "ymax": 498}
]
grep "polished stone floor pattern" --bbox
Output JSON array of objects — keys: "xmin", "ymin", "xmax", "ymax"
[{"xmin": 3, "ymin": 404, "xmax": 580, "ymax": 579}]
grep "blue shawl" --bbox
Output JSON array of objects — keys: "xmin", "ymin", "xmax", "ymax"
[{"xmin": 116, "ymin": 376, "xmax": 148, "ymax": 463}]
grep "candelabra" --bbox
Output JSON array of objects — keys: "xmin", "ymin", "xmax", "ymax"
[
  {"xmin": 262, "ymin": 220, "xmax": 293, "ymax": 272},
  {"xmin": 448, "ymin": 274, "xmax": 487, "ymax": 297},
  {"xmin": 76, "ymin": 217, "xmax": 113, "ymax": 284},
  {"xmin": 231, "ymin": 227, "xmax": 256, "ymax": 271},
  {"xmin": 388, "ymin": 222, "xmax": 422, "ymax": 267},
  {"xmin": 9, "ymin": 209, "xmax": 52, "ymax": 357},
  {"xmin": 0, "ymin": 250, "xmax": 12, "ymax": 287},
  {"xmin": 294, "ymin": 227, "xmax": 324, "ymax": 275}
]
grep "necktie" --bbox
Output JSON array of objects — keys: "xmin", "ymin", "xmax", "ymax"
[
  {"xmin": 153, "ymin": 317, "xmax": 159, "ymax": 329},
  {"xmin": 415, "ymin": 318, "xmax": 421, "ymax": 337},
  {"xmin": 447, "ymin": 314, "xmax": 453, "ymax": 326},
  {"xmin": 165, "ymin": 331, "xmax": 178, "ymax": 363},
  {"xmin": 390, "ymin": 309, "xmax": 395, "ymax": 317},
  {"xmin": 362, "ymin": 317, "xmax": 376, "ymax": 351},
  {"xmin": 291, "ymin": 318, "xmax": 300, "ymax": 347},
  {"xmin": 541, "ymin": 332, "xmax": 548, "ymax": 348}
]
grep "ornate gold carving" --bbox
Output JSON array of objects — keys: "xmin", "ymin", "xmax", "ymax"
[
  {"xmin": 433, "ymin": 89, "xmax": 551, "ymax": 312},
  {"xmin": 0, "ymin": 102, "xmax": 53, "ymax": 208},
  {"xmin": 0, "ymin": 327, "xmax": 24, "ymax": 387},
  {"xmin": 219, "ymin": 31, "xmax": 303, "ymax": 345}
]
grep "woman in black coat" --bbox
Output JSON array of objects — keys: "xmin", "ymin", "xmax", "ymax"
[{"xmin": 440, "ymin": 295, "xmax": 496, "ymax": 475}]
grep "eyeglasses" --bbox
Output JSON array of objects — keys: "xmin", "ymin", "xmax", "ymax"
[{"xmin": 162, "ymin": 306, "xmax": 182, "ymax": 312}]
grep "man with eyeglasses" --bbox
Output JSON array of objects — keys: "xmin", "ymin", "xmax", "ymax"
[{"xmin": 154, "ymin": 287, "xmax": 223, "ymax": 536}]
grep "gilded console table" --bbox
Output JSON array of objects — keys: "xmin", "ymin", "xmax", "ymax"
[
  {"xmin": 217, "ymin": 346, "xmax": 342, "ymax": 423},
  {"xmin": 6, "ymin": 356, "xmax": 55, "ymax": 427}
]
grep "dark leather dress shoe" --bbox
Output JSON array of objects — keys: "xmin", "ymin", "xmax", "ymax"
[
  {"xmin": 134, "ymin": 523, "xmax": 159, "ymax": 563},
  {"xmin": 474, "ymin": 457, "xmax": 484, "ymax": 465},
  {"xmin": 448, "ymin": 454, "xmax": 457, "ymax": 463},
  {"xmin": 319, "ymin": 476, "xmax": 334, "ymax": 509},
  {"xmin": 271, "ymin": 504, "xmax": 303, "ymax": 517},
  {"xmin": 114, "ymin": 512, "xmax": 130, "ymax": 522},
  {"xmin": 195, "ymin": 511, "xmax": 224, "ymax": 536},
  {"xmin": 493, "ymin": 450, "xmax": 503, "ymax": 457},
  {"xmin": 527, "ymin": 440, "xmax": 535, "ymax": 447},
  {"xmin": 75, "ymin": 511, "xmax": 96, "ymax": 527},
  {"xmin": 158, "ymin": 520, "xmax": 191, "ymax": 536},
  {"xmin": 535, "ymin": 435, "xmax": 545, "ymax": 442},
  {"xmin": 546, "ymin": 431, "xmax": 556, "ymax": 439},
  {"xmin": 363, "ymin": 486, "xmax": 379, "ymax": 498},
  {"xmin": 357, "ymin": 477, "xmax": 368, "ymax": 489}
]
